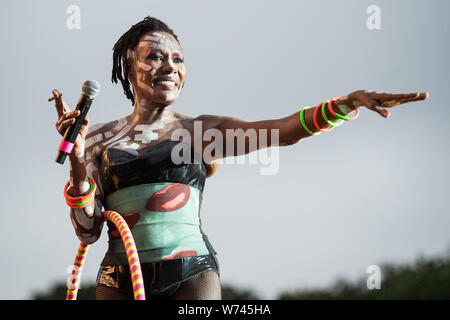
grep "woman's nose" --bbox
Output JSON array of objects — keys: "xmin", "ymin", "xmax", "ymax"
[{"xmin": 161, "ymin": 58, "xmax": 176, "ymax": 73}]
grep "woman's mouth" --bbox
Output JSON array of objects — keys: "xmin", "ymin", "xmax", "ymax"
[{"xmin": 153, "ymin": 78, "xmax": 177, "ymax": 90}]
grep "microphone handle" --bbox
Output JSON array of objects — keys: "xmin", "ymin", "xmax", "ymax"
[{"xmin": 55, "ymin": 94, "xmax": 93, "ymax": 164}]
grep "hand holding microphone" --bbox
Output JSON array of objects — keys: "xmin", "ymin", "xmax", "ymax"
[{"xmin": 50, "ymin": 80, "xmax": 100, "ymax": 164}]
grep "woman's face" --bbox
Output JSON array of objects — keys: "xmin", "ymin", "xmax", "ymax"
[{"xmin": 128, "ymin": 31, "xmax": 186, "ymax": 106}]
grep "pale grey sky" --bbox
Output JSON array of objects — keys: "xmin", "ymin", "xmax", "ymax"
[{"xmin": 0, "ymin": 0, "xmax": 449, "ymax": 299}]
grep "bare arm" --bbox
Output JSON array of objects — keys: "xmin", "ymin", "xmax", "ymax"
[
  {"xmin": 51, "ymin": 89, "xmax": 105, "ymax": 244},
  {"xmin": 68, "ymin": 127, "xmax": 105, "ymax": 244},
  {"xmin": 193, "ymin": 90, "xmax": 428, "ymax": 160}
]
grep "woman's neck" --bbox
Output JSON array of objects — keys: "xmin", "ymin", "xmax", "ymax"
[{"xmin": 128, "ymin": 97, "xmax": 175, "ymax": 125}]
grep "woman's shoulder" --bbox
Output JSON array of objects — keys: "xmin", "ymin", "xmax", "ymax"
[
  {"xmin": 84, "ymin": 116, "xmax": 130, "ymax": 158},
  {"xmin": 87, "ymin": 116, "xmax": 129, "ymax": 136}
]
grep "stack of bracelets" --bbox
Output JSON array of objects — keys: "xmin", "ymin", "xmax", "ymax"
[
  {"xmin": 299, "ymin": 97, "xmax": 359, "ymax": 135},
  {"xmin": 63, "ymin": 176, "xmax": 146, "ymax": 300}
]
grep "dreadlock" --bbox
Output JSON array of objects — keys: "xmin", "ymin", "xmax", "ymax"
[{"xmin": 111, "ymin": 16, "xmax": 180, "ymax": 106}]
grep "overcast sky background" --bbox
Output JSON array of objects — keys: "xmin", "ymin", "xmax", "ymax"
[{"xmin": 0, "ymin": 0, "xmax": 449, "ymax": 299}]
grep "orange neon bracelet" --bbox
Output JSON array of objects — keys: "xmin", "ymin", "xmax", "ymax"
[{"xmin": 64, "ymin": 176, "xmax": 96, "ymax": 208}]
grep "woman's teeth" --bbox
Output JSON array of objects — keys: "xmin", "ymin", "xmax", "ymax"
[{"xmin": 157, "ymin": 81, "xmax": 174, "ymax": 85}]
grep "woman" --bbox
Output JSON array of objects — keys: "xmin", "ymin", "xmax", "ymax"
[{"xmin": 50, "ymin": 16, "xmax": 428, "ymax": 300}]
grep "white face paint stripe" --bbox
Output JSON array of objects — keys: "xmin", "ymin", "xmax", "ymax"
[
  {"xmin": 139, "ymin": 35, "xmax": 160, "ymax": 42},
  {"xmin": 116, "ymin": 117, "xmax": 128, "ymax": 130},
  {"xmin": 127, "ymin": 143, "xmax": 141, "ymax": 150},
  {"xmin": 136, "ymin": 61, "xmax": 152, "ymax": 71},
  {"xmin": 104, "ymin": 131, "xmax": 113, "ymax": 138},
  {"xmin": 146, "ymin": 32, "xmax": 164, "ymax": 38},
  {"xmin": 85, "ymin": 133, "xmax": 103, "ymax": 149},
  {"xmin": 108, "ymin": 136, "xmax": 131, "ymax": 150},
  {"xmin": 102, "ymin": 124, "xmax": 134, "ymax": 147},
  {"xmin": 134, "ymin": 122, "xmax": 164, "ymax": 144},
  {"xmin": 85, "ymin": 150, "xmax": 92, "ymax": 161},
  {"xmin": 75, "ymin": 140, "xmax": 85, "ymax": 159},
  {"xmin": 89, "ymin": 122, "xmax": 107, "ymax": 132}
]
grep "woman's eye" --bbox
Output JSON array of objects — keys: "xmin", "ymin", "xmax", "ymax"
[
  {"xmin": 174, "ymin": 57, "xmax": 184, "ymax": 63},
  {"xmin": 148, "ymin": 54, "xmax": 163, "ymax": 61}
]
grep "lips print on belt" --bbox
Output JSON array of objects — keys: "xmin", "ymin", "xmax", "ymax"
[
  {"xmin": 108, "ymin": 213, "xmax": 140, "ymax": 240},
  {"xmin": 145, "ymin": 183, "xmax": 191, "ymax": 212}
]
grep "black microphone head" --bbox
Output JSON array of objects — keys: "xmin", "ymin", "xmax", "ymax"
[{"xmin": 82, "ymin": 80, "xmax": 100, "ymax": 98}]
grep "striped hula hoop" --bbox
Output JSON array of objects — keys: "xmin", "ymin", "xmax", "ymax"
[{"xmin": 66, "ymin": 210, "xmax": 146, "ymax": 300}]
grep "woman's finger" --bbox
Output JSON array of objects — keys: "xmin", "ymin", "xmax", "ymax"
[
  {"xmin": 371, "ymin": 92, "xmax": 418, "ymax": 102},
  {"xmin": 52, "ymin": 89, "xmax": 71, "ymax": 117},
  {"xmin": 371, "ymin": 92, "xmax": 428, "ymax": 107},
  {"xmin": 57, "ymin": 118, "xmax": 76, "ymax": 134},
  {"xmin": 356, "ymin": 92, "xmax": 389, "ymax": 118},
  {"xmin": 61, "ymin": 110, "xmax": 81, "ymax": 120},
  {"xmin": 388, "ymin": 92, "xmax": 429, "ymax": 106},
  {"xmin": 79, "ymin": 118, "xmax": 90, "ymax": 137},
  {"xmin": 52, "ymin": 89, "xmax": 65, "ymax": 118}
]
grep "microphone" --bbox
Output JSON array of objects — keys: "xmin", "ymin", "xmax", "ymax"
[{"xmin": 55, "ymin": 80, "xmax": 100, "ymax": 164}]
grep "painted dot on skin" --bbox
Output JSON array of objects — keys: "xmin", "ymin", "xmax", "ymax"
[
  {"xmin": 84, "ymin": 204, "xmax": 94, "ymax": 217},
  {"xmin": 80, "ymin": 180, "xmax": 90, "ymax": 194}
]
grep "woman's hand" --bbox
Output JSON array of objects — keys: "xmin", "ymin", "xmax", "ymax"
[
  {"xmin": 335, "ymin": 90, "xmax": 429, "ymax": 118},
  {"xmin": 49, "ymin": 89, "xmax": 90, "ymax": 156}
]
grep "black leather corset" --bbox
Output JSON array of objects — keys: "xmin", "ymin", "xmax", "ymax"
[{"xmin": 101, "ymin": 139, "xmax": 206, "ymax": 199}]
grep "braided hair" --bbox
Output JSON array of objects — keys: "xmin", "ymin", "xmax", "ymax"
[{"xmin": 111, "ymin": 16, "xmax": 180, "ymax": 106}]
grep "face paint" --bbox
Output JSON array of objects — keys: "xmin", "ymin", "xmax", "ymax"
[
  {"xmin": 89, "ymin": 122, "xmax": 107, "ymax": 133},
  {"xmin": 85, "ymin": 133, "xmax": 103, "ymax": 149},
  {"xmin": 84, "ymin": 203, "xmax": 94, "ymax": 217},
  {"xmin": 130, "ymin": 31, "xmax": 186, "ymax": 105},
  {"xmin": 134, "ymin": 122, "xmax": 165, "ymax": 144},
  {"xmin": 116, "ymin": 116, "xmax": 129, "ymax": 130},
  {"xmin": 102, "ymin": 124, "xmax": 134, "ymax": 147},
  {"xmin": 116, "ymin": 137, "xmax": 132, "ymax": 149},
  {"xmin": 80, "ymin": 180, "xmax": 90, "ymax": 194},
  {"xmin": 104, "ymin": 131, "xmax": 113, "ymax": 139}
]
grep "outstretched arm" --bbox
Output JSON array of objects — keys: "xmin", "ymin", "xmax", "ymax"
[{"xmin": 194, "ymin": 90, "xmax": 428, "ymax": 159}]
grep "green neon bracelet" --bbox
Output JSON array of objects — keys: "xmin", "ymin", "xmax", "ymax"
[
  {"xmin": 66, "ymin": 176, "xmax": 94, "ymax": 206},
  {"xmin": 76, "ymin": 179, "xmax": 94, "ymax": 206},
  {"xmin": 321, "ymin": 101, "xmax": 344, "ymax": 127},
  {"xmin": 300, "ymin": 106, "xmax": 321, "ymax": 136}
]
